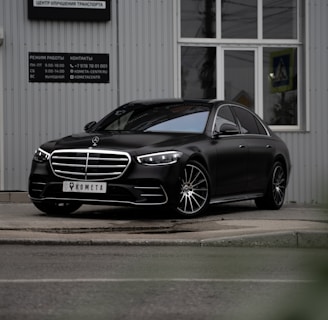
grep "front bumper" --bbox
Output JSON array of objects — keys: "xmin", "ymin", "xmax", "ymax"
[
  {"xmin": 29, "ymin": 180, "xmax": 169, "ymax": 206},
  {"xmin": 28, "ymin": 159, "xmax": 182, "ymax": 207}
]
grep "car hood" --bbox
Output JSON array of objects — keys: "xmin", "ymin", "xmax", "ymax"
[{"xmin": 43, "ymin": 131, "xmax": 203, "ymax": 154}]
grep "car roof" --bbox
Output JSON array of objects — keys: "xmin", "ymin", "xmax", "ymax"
[{"xmin": 126, "ymin": 98, "xmax": 227, "ymax": 107}]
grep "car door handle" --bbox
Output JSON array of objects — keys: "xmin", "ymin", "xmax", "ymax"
[
  {"xmin": 239, "ymin": 145, "xmax": 246, "ymax": 149},
  {"xmin": 266, "ymin": 144, "xmax": 272, "ymax": 149}
]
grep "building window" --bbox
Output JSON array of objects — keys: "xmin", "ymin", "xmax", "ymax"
[
  {"xmin": 224, "ymin": 50, "xmax": 255, "ymax": 110},
  {"xmin": 263, "ymin": 0, "xmax": 298, "ymax": 39},
  {"xmin": 181, "ymin": 0, "xmax": 216, "ymax": 38},
  {"xmin": 221, "ymin": 0, "xmax": 258, "ymax": 39},
  {"xmin": 263, "ymin": 47, "xmax": 298, "ymax": 125},
  {"xmin": 181, "ymin": 46, "xmax": 216, "ymax": 99},
  {"xmin": 178, "ymin": 0, "xmax": 304, "ymax": 130}
]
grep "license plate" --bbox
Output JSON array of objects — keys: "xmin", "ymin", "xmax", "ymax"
[{"xmin": 63, "ymin": 181, "xmax": 107, "ymax": 194}]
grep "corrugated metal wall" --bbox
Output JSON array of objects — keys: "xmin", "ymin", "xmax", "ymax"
[
  {"xmin": 0, "ymin": 0, "xmax": 175, "ymax": 190},
  {"xmin": 0, "ymin": 0, "xmax": 327, "ymax": 205},
  {"xmin": 278, "ymin": 0, "xmax": 328, "ymax": 204},
  {"xmin": 117, "ymin": 0, "xmax": 175, "ymax": 103},
  {"xmin": 0, "ymin": 0, "xmax": 119, "ymax": 190}
]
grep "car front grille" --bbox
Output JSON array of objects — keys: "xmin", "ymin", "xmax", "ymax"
[{"xmin": 50, "ymin": 149, "xmax": 131, "ymax": 181}]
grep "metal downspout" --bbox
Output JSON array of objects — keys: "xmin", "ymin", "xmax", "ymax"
[{"xmin": 0, "ymin": 26, "xmax": 4, "ymax": 189}]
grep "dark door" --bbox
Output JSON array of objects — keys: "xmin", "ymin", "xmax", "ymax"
[
  {"xmin": 232, "ymin": 105, "xmax": 274, "ymax": 193},
  {"xmin": 213, "ymin": 106, "xmax": 249, "ymax": 196}
]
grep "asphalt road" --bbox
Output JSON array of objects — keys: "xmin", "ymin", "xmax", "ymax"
[
  {"xmin": 1, "ymin": 245, "xmax": 328, "ymax": 320},
  {"xmin": 1, "ymin": 202, "xmax": 328, "ymax": 247}
]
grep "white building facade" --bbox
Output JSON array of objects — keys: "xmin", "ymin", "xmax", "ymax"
[{"xmin": 0, "ymin": 0, "xmax": 327, "ymax": 204}]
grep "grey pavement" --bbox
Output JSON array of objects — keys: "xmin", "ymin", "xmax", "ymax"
[{"xmin": 0, "ymin": 192, "xmax": 327, "ymax": 248}]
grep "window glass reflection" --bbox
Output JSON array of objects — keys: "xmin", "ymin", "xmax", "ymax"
[
  {"xmin": 181, "ymin": 46, "xmax": 216, "ymax": 99},
  {"xmin": 234, "ymin": 107, "xmax": 260, "ymax": 134},
  {"xmin": 181, "ymin": 0, "xmax": 216, "ymax": 38},
  {"xmin": 146, "ymin": 112, "xmax": 209, "ymax": 133},
  {"xmin": 263, "ymin": 0, "xmax": 297, "ymax": 39},
  {"xmin": 224, "ymin": 51, "xmax": 255, "ymax": 110},
  {"xmin": 263, "ymin": 48, "xmax": 298, "ymax": 125},
  {"xmin": 221, "ymin": 0, "xmax": 257, "ymax": 38}
]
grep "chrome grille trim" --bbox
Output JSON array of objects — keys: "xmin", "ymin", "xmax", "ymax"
[
  {"xmin": 50, "ymin": 149, "xmax": 131, "ymax": 181},
  {"xmin": 133, "ymin": 186, "xmax": 167, "ymax": 199}
]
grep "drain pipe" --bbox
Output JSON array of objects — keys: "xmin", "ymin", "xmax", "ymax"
[
  {"xmin": 0, "ymin": 26, "xmax": 4, "ymax": 189},
  {"xmin": 115, "ymin": 0, "xmax": 120, "ymax": 106}
]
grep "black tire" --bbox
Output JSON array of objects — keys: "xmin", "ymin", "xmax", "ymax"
[
  {"xmin": 176, "ymin": 160, "xmax": 210, "ymax": 217},
  {"xmin": 255, "ymin": 161, "xmax": 287, "ymax": 210},
  {"xmin": 32, "ymin": 201, "xmax": 82, "ymax": 215}
]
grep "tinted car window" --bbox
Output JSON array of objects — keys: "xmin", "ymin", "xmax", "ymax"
[
  {"xmin": 233, "ymin": 106, "xmax": 265, "ymax": 135},
  {"xmin": 215, "ymin": 106, "xmax": 239, "ymax": 133},
  {"xmin": 102, "ymin": 104, "xmax": 210, "ymax": 134},
  {"xmin": 256, "ymin": 118, "xmax": 268, "ymax": 135},
  {"xmin": 145, "ymin": 112, "xmax": 209, "ymax": 133}
]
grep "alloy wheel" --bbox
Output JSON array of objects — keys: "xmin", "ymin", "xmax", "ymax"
[
  {"xmin": 177, "ymin": 162, "xmax": 209, "ymax": 216},
  {"xmin": 271, "ymin": 164, "xmax": 286, "ymax": 207}
]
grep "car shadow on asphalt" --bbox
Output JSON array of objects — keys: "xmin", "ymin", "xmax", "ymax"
[{"xmin": 43, "ymin": 201, "xmax": 258, "ymax": 221}]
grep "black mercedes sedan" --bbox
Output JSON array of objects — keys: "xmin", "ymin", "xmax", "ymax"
[{"xmin": 29, "ymin": 99, "xmax": 291, "ymax": 217}]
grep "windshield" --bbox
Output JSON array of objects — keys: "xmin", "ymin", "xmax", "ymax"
[{"xmin": 97, "ymin": 104, "xmax": 210, "ymax": 134}]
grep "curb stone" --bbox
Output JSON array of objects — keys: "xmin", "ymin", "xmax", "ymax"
[
  {"xmin": 201, "ymin": 231, "xmax": 328, "ymax": 248},
  {"xmin": 0, "ymin": 192, "xmax": 29, "ymax": 203},
  {"xmin": 0, "ymin": 231, "xmax": 327, "ymax": 248}
]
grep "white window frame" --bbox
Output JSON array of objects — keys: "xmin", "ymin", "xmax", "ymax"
[{"xmin": 174, "ymin": 0, "xmax": 309, "ymax": 132}]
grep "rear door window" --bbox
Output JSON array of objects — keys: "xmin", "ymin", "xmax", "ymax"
[{"xmin": 232, "ymin": 106, "xmax": 267, "ymax": 135}]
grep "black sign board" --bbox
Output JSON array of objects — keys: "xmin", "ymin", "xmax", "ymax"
[
  {"xmin": 29, "ymin": 52, "xmax": 110, "ymax": 83},
  {"xmin": 28, "ymin": 0, "xmax": 110, "ymax": 21}
]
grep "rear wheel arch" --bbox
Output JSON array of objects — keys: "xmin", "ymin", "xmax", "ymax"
[
  {"xmin": 273, "ymin": 155, "xmax": 288, "ymax": 178},
  {"xmin": 255, "ymin": 160, "xmax": 287, "ymax": 210}
]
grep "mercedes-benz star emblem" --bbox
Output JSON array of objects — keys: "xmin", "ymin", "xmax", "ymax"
[{"xmin": 92, "ymin": 136, "xmax": 100, "ymax": 147}]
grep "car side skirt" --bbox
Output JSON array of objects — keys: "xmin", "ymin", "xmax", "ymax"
[{"xmin": 209, "ymin": 193, "xmax": 264, "ymax": 205}]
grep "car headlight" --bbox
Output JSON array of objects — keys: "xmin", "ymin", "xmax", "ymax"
[
  {"xmin": 137, "ymin": 151, "xmax": 183, "ymax": 166},
  {"xmin": 33, "ymin": 148, "xmax": 50, "ymax": 163}
]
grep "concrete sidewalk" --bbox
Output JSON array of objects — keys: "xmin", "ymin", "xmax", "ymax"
[{"xmin": 0, "ymin": 193, "xmax": 327, "ymax": 248}]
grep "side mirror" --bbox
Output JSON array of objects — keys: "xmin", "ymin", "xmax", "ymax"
[
  {"xmin": 84, "ymin": 121, "xmax": 97, "ymax": 132},
  {"xmin": 218, "ymin": 123, "xmax": 239, "ymax": 136}
]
